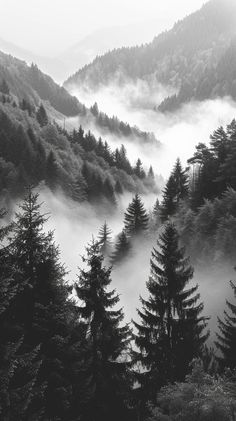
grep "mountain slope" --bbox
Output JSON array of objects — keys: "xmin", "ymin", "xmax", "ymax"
[
  {"xmin": 64, "ymin": 0, "xmax": 236, "ymax": 111},
  {"xmin": 0, "ymin": 50, "xmax": 157, "ymax": 144},
  {"xmin": 0, "ymin": 51, "xmax": 158, "ymax": 206}
]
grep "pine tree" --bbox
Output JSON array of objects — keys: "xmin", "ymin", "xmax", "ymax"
[
  {"xmin": 36, "ymin": 104, "xmax": 48, "ymax": 127},
  {"xmin": 124, "ymin": 194, "xmax": 149, "ymax": 237},
  {"xmin": 161, "ymin": 159, "xmax": 189, "ymax": 221},
  {"xmin": 8, "ymin": 189, "xmax": 78, "ymax": 419},
  {"xmin": 160, "ymin": 175, "xmax": 177, "ymax": 222},
  {"xmin": 134, "ymin": 159, "xmax": 146, "ymax": 179},
  {"xmin": 98, "ymin": 221, "xmax": 113, "ymax": 258},
  {"xmin": 110, "ymin": 230, "xmax": 131, "ymax": 266},
  {"xmin": 75, "ymin": 241, "xmax": 132, "ymax": 421},
  {"xmin": 216, "ymin": 279, "xmax": 236, "ymax": 369},
  {"xmin": 0, "ymin": 208, "xmax": 43, "ymax": 420},
  {"xmin": 133, "ymin": 223, "xmax": 208, "ymax": 405}
]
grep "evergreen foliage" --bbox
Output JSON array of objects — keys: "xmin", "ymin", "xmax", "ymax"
[
  {"xmin": 110, "ymin": 230, "xmax": 131, "ymax": 266},
  {"xmin": 98, "ymin": 221, "xmax": 113, "ymax": 258},
  {"xmin": 133, "ymin": 223, "xmax": 208, "ymax": 404},
  {"xmin": 161, "ymin": 159, "xmax": 188, "ymax": 222},
  {"xmin": 216, "ymin": 278, "xmax": 236, "ymax": 370},
  {"xmin": 124, "ymin": 194, "xmax": 149, "ymax": 237},
  {"xmin": 75, "ymin": 241, "xmax": 133, "ymax": 421}
]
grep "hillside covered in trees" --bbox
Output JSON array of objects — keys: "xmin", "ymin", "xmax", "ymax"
[
  {"xmin": 0, "ymin": 70, "xmax": 157, "ymax": 207},
  {"xmin": 0, "ymin": 50, "xmax": 157, "ymax": 143},
  {"xmin": 64, "ymin": 0, "xmax": 236, "ymax": 112}
]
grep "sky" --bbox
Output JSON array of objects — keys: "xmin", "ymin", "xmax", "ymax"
[{"xmin": 0, "ymin": 0, "xmax": 207, "ymax": 56}]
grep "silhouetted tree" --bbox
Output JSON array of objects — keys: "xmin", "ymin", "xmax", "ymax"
[
  {"xmin": 216, "ymin": 278, "xmax": 236, "ymax": 370},
  {"xmin": 133, "ymin": 223, "xmax": 208, "ymax": 407},
  {"xmin": 75, "ymin": 241, "xmax": 132, "ymax": 421}
]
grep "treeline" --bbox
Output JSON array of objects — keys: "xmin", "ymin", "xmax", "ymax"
[
  {"xmin": 0, "ymin": 86, "xmax": 156, "ymax": 206},
  {"xmin": 89, "ymin": 102, "xmax": 157, "ymax": 144},
  {"xmin": 156, "ymin": 119, "xmax": 236, "ymax": 264},
  {"xmin": 0, "ymin": 51, "xmax": 157, "ymax": 144},
  {"xmin": 64, "ymin": 0, "xmax": 236, "ymax": 113},
  {"xmin": 1, "ymin": 188, "xmax": 236, "ymax": 421}
]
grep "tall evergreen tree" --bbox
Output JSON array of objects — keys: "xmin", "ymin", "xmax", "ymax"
[
  {"xmin": 133, "ymin": 223, "xmax": 208, "ymax": 405},
  {"xmin": 110, "ymin": 231, "xmax": 131, "ymax": 266},
  {"xmin": 98, "ymin": 221, "xmax": 113, "ymax": 258},
  {"xmin": 216, "ymin": 279, "xmax": 236, "ymax": 369},
  {"xmin": 0, "ymin": 208, "xmax": 43, "ymax": 420},
  {"xmin": 75, "ymin": 241, "xmax": 132, "ymax": 421},
  {"xmin": 134, "ymin": 159, "xmax": 146, "ymax": 179},
  {"xmin": 124, "ymin": 194, "xmax": 149, "ymax": 237},
  {"xmin": 36, "ymin": 104, "xmax": 48, "ymax": 127},
  {"xmin": 8, "ymin": 189, "xmax": 79, "ymax": 419},
  {"xmin": 161, "ymin": 159, "xmax": 189, "ymax": 221}
]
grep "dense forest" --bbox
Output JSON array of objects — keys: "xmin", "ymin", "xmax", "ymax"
[
  {"xmin": 0, "ymin": 51, "xmax": 157, "ymax": 143},
  {"xmin": 1, "ymin": 115, "xmax": 236, "ymax": 420},
  {"xmin": 64, "ymin": 0, "xmax": 236, "ymax": 112},
  {"xmin": 0, "ymin": 76, "xmax": 157, "ymax": 208},
  {"xmin": 2, "ymin": 0, "xmax": 236, "ymax": 418}
]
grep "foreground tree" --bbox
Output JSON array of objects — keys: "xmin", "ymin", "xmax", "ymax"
[
  {"xmin": 0, "ymin": 209, "xmax": 43, "ymax": 420},
  {"xmin": 75, "ymin": 241, "xmax": 133, "ymax": 421},
  {"xmin": 216, "ymin": 278, "xmax": 236, "ymax": 370},
  {"xmin": 8, "ymin": 189, "xmax": 81, "ymax": 419},
  {"xmin": 124, "ymin": 194, "xmax": 149, "ymax": 238},
  {"xmin": 133, "ymin": 223, "xmax": 208, "ymax": 407}
]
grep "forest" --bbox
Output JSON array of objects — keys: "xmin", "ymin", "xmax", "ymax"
[
  {"xmin": 0, "ymin": 76, "xmax": 157, "ymax": 209},
  {"xmin": 1, "ymin": 1, "xmax": 236, "ymax": 418},
  {"xmin": 65, "ymin": 0, "xmax": 236, "ymax": 112},
  {"xmin": 1, "ymin": 115, "xmax": 236, "ymax": 420}
]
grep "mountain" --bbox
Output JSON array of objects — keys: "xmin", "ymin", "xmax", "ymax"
[
  {"xmin": 0, "ymin": 50, "xmax": 158, "ymax": 206},
  {"xmin": 57, "ymin": 20, "xmax": 169, "ymax": 80},
  {"xmin": 0, "ymin": 37, "xmax": 67, "ymax": 83},
  {"xmin": 0, "ymin": 50, "xmax": 157, "ymax": 144},
  {"xmin": 64, "ymin": 0, "xmax": 236, "ymax": 111}
]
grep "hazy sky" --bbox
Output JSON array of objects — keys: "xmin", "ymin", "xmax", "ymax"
[{"xmin": 1, "ymin": 0, "xmax": 207, "ymax": 55}]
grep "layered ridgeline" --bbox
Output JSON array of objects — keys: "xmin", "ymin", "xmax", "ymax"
[
  {"xmin": 0, "ymin": 51, "xmax": 158, "ymax": 206},
  {"xmin": 0, "ymin": 51, "xmax": 157, "ymax": 143},
  {"xmin": 64, "ymin": 0, "xmax": 236, "ymax": 112}
]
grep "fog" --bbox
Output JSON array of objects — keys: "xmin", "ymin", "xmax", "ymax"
[
  {"xmin": 37, "ymin": 187, "xmax": 235, "ymax": 344},
  {"xmin": 69, "ymin": 81, "xmax": 236, "ymax": 177},
  {"xmin": 43, "ymin": 76, "xmax": 236, "ymax": 343},
  {"xmin": 0, "ymin": 0, "xmax": 206, "ymax": 57}
]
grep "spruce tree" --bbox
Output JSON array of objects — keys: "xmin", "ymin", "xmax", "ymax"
[
  {"xmin": 36, "ymin": 104, "xmax": 48, "ymax": 127},
  {"xmin": 75, "ymin": 241, "xmax": 132, "ymax": 421},
  {"xmin": 160, "ymin": 175, "xmax": 177, "ymax": 221},
  {"xmin": 110, "ymin": 230, "xmax": 131, "ymax": 266},
  {"xmin": 133, "ymin": 223, "xmax": 208, "ymax": 404},
  {"xmin": 98, "ymin": 221, "xmax": 113, "ymax": 258},
  {"xmin": 216, "ymin": 279, "xmax": 236, "ymax": 369},
  {"xmin": 8, "ymin": 189, "xmax": 78, "ymax": 419},
  {"xmin": 124, "ymin": 194, "xmax": 149, "ymax": 237},
  {"xmin": 0, "ymin": 208, "xmax": 43, "ymax": 420},
  {"xmin": 160, "ymin": 159, "xmax": 189, "ymax": 222},
  {"xmin": 134, "ymin": 159, "xmax": 146, "ymax": 179}
]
